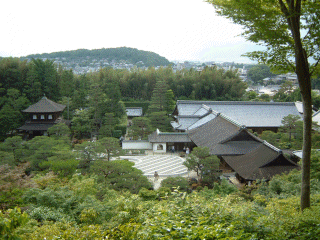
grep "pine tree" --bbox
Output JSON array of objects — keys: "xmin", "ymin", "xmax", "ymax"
[
  {"xmin": 149, "ymin": 79, "xmax": 168, "ymax": 113},
  {"xmin": 164, "ymin": 89, "xmax": 176, "ymax": 114}
]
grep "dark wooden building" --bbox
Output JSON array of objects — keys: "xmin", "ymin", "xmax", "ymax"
[
  {"xmin": 18, "ymin": 96, "xmax": 66, "ymax": 138},
  {"xmin": 186, "ymin": 110, "xmax": 300, "ymax": 183}
]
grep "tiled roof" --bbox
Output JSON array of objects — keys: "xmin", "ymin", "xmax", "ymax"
[
  {"xmin": 149, "ymin": 129, "xmax": 192, "ymax": 143},
  {"xmin": 23, "ymin": 97, "xmax": 66, "ymax": 113},
  {"xmin": 187, "ymin": 113, "xmax": 267, "ymax": 156},
  {"xmin": 187, "ymin": 114, "xmax": 241, "ymax": 154},
  {"xmin": 295, "ymin": 102, "xmax": 304, "ymax": 114},
  {"xmin": 172, "ymin": 116, "xmax": 200, "ymax": 130},
  {"xmin": 222, "ymin": 142, "xmax": 299, "ymax": 180},
  {"xmin": 313, "ymin": 110, "xmax": 320, "ymax": 126},
  {"xmin": 18, "ymin": 123, "xmax": 55, "ymax": 131},
  {"xmin": 193, "ymin": 104, "xmax": 211, "ymax": 116},
  {"xmin": 175, "ymin": 100, "xmax": 301, "ymax": 129},
  {"xmin": 126, "ymin": 107, "xmax": 143, "ymax": 117},
  {"xmin": 187, "ymin": 113, "xmax": 217, "ymax": 130},
  {"xmin": 213, "ymin": 141, "xmax": 261, "ymax": 155}
]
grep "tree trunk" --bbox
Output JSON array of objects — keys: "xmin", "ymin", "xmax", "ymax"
[
  {"xmin": 301, "ymin": 95, "xmax": 312, "ymax": 210},
  {"xmin": 279, "ymin": 0, "xmax": 312, "ymax": 211},
  {"xmin": 294, "ymin": 42, "xmax": 312, "ymax": 211}
]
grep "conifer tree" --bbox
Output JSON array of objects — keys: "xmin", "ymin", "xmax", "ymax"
[
  {"xmin": 164, "ymin": 89, "xmax": 176, "ymax": 114},
  {"xmin": 149, "ymin": 78, "xmax": 169, "ymax": 113}
]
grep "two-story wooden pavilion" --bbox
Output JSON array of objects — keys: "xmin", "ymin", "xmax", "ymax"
[{"xmin": 18, "ymin": 96, "xmax": 66, "ymax": 138}]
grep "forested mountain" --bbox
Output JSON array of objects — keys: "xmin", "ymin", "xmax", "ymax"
[{"xmin": 22, "ymin": 47, "xmax": 171, "ymax": 68}]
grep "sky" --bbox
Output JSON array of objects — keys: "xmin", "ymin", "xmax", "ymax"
[{"xmin": 1, "ymin": 0, "xmax": 262, "ymax": 63}]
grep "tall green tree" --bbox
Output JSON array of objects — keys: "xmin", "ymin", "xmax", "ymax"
[
  {"xmin": 71, "ymin": 109, "xmax": 94, "ymax": 139},
  {"xmin": 281, "ymin": 114, "xmax": 301, "ymax": 143},
  {"xmin": 131, "ymin": 117, "xmax": 152, "ymax": 140},
  {"xmin": 99, "ymin": 113, "xmax": 116, "ymax": 138},
  {"xmin": 148, "ymin": 111, "xmax": 172, "ymax": 132},
  {"xmin": 247, "ymin": 64, "xmax": 276, "ymax": 85},
  {"xmin": 0, "ymin": 58, "xmax": 29, "ymax": 95},
  {"xmin": 47, "ymin": 123, "xmax": 71, "ymax": 142},
  {"xmin": 75, "ymin": 141, "xmax": 101, "ymax": 173},
  {"xmin": 97, "ymin": 137, "xmax": 123, "ymax": 161},
  {"xmin": 164, "ymin": 89, "xmax": 176, "ymax": 114},
  {"xmin": 149, "ymin": 78, "xmax": 169, "ymax": 113},
  {"xmin": 25, "ymin": 59, "xmax": 60, "ymax": 102},
  {"xmin": 207, "ymin": 0, "xmax": 320, "ymax": 210},
  {"xmin": 0, "ymin": 88, "xmax": 29, "ymax": 139},
  {"xmin": 183, "ymin": 147, "xmax": 220, "ymax": 183},
  {"xmin": 90, "ymin": 160, "xmax": 152, "ymax": 194},
  {"xmin": 58, "ymin": 68, "xmax": 75, "ymax": 98}
]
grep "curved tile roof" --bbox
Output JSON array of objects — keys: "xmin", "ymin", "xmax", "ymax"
[
  {"xmin": 222, "ymin": 142, "xmax": 299, "ymax": 180},
  {"xmin": 148, "ymin": 129, "xmax": 191, "ymax": 143},
  {"xmin": 175, "ymin": 100, "xmax": 301, "ymax": 129},
  {"xmin": 187, "ymin": 115, "xmax": 241, "ymax": 154},
  {"xmin": 23, "ymin": 97, "xmax": 66, "ymax": 113}
]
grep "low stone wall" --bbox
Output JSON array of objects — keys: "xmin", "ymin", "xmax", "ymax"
[{"xmin": 122, "ymin": 140, "xmax": 152, "ymax": 150}]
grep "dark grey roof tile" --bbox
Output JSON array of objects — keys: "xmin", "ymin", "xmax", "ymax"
[{"xmin": 23, "ymin": 97, "xmax": 66, "ymax": 113}]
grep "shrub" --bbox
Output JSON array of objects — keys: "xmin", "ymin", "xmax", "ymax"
[
  {"xmin": 212, "ymin": 179, "xmax": 238, "ymax": 196},
  {"xmin": 39, "ymin": 159, "xmax": 80, "ymax": 177},
  {"xmin": 115, "ymin": 125, "xmax": 127, "ymax": 136},
  {"xmin": 139, "ymin": 188, "xmax": 158, "ymax": 200},
  {"xmin": 157, "ymin": 187, "xmax": 171, "ymax": 199},
  {"xmin": 28, "ymin": 206, "xmax": 73, "ymax": 222},
  {"xmin": 0, "ymin": 208, "xmax": 30, "ymax": 238},
  {"xmin": 112, "ymin": 130, "xmax": 123, "ymax": 138},
  {"xmin": 132, "ymin": 150, "xmax": 140, "ymax": 155},
  {"xmin": 160, "ymin": 176, "xmax": 189, "ymax": 192},
  {"xmin": 139, "ymin": 149, "xmax": 145, "ymax": 154}
]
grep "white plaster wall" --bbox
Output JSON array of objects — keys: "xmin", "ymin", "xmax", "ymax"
[
  {"xmin": 122, "ymin": 141, "xmax": 152, "ymax": 150},
  {"xmin": 153, "ymin": 143, "xmax": 167, "ymax": 153}
]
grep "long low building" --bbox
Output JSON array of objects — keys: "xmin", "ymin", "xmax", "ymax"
[
  {"xmin": 123, "ymin": 100, "xmax": 301, "ymax": 183},
  {"xmin": 171, "ymin": 100, "xmax": 302, "ymax": 133}
]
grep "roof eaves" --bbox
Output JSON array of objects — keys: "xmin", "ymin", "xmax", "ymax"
[{"xmin": 313, "ymin": 110, "xmax": 320, "ymax": 117}]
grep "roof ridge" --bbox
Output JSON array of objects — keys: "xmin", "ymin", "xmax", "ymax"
[
  {"xmin": 219, "ymin": 128, "xmax": 263, "ymax": 144},
  {"xmin": 200, "ymin": 106, "xmax": 220, "ymax": 118},
  {"xmin": 177, "ymin": 100, "xmax": 295, "ymax": 106},
  {"xmin": 178, "ymin": 115, "xmax": 202, "ymax": 118},
  {"xmin": 46, "ymin": 98, "xmax": 62, "ymax": 109},
  {"xmin": 159, "ymin": 132, "xmax": 189, "ymax": 135},
  {"xmin": 263, "ymin": 140, "xmax": 282, "ymax": 153},
  {"xmin": 219, "ymin": 113, "xmax": 244, "ymax": 128},
  {"xmin": 313, "ymin": 110, "xmax": 320, "ymax": 117},
  {"xmin": 201, "ymin": 104, "xmax": 211, "ymax": 111},
  {"xmin": 191, "ymin": 104, "xmax": 210, "ymax": 116}
]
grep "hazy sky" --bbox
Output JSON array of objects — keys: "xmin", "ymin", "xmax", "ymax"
[{"xmin": 1, "ymin": 0, "xmax": 262, "ymax": 63}]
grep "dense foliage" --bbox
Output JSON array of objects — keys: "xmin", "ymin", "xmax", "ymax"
[
  {"xmin": 23, "ymin": 47, "xmax": 171, "ymax": 67},
  {"xmin": 0, "ymin": 57, "xmax": 248, "ymax": 141},
  {"xmin": 0, "ymin": 116, "xmax": 320, "ymax": 239},
  {"xmin": 247, "ymin": 64, "xmax": 276, "ymax": 85},
  {"xmin": 1, "ymin": 165, "xmax": 320, "ymax": 239},
  {"xmin": 2, "ymin": 50, "xmax": 320, "ymax": 238},
  {"xmin": 258, "ymin": 116, "xmax": 320, "ymax": 150}
]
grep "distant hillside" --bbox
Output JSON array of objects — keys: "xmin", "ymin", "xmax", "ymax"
[{"xmin": 23, "ymin": 47, "xmax": 171, "ymax": 68}]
